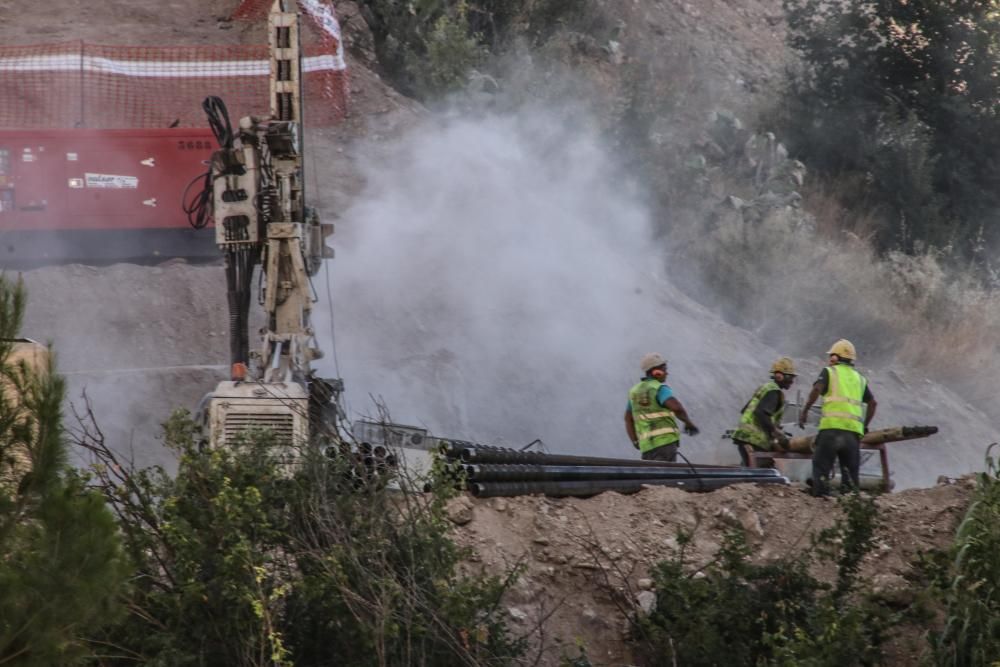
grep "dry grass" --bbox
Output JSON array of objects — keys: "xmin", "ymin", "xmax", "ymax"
[
  {"xmin": 801, "ymin": 177, "xmax": 882, "ymax": 245},
  {"xmin": 670, "ymin": 173, "xmax": 1000, "ymax": 405}
]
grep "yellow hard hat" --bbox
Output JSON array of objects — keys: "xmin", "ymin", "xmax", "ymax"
[
  {"xmin": 827, "ymin": 339, "xmax": 856, "ymax": 361},
  {"xmin": 640, "ymin": 352, "xmax": 667, "ymax": 373},
  {"xmin": 770, "ymin": 357, "xmax": 796, "ymax": 376}
]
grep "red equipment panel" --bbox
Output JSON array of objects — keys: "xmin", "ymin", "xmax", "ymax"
[{"xmin": 0, "ymin": 128, "xmax": 216, "ymax": 264}]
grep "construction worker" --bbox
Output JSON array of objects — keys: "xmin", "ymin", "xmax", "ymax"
[
  {"xmin": 797, "ymin": 339, "xmax": 877, "ymax": 496},
  {"xmin": 731, "ymin": 357, "xmax": 797, "ymax": 467},
  {"xmin": 625, "ymin": 353, "xmax": 699, "ymax": 462}
]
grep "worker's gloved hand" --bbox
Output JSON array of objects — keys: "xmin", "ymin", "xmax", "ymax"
[
  {"xmin": 684, "ymin": 424, "xmax": 700, "ymax": 436},
  {"xmin": 773, "ymin": 432, "xmax": 790, "ymax": 450}
]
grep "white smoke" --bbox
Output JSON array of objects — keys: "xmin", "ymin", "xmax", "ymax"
[{"xmin": 320, "ymin": 108, "xmax": 767, "ymax": 460}]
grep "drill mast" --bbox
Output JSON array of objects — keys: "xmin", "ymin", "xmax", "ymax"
[{"xmin": 203, "ymin": 0, "xmax": 336, "ymax": 450}]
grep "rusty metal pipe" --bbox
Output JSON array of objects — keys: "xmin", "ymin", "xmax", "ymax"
[{"xmin": 785, "ymin": 425, "xmax": 938, "ymax": 454}]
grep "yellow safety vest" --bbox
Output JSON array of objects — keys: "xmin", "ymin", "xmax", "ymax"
[
  {"xmin": 819, "ymin": 364, "xmax": 866, "ymax": 435},
  {"xmin": 732, "ymin": 380, "xmax": 784, "ymax": 449},
  {"xmin": 629, "ymin": 378, "xmax": 680, "ymax": 453}
]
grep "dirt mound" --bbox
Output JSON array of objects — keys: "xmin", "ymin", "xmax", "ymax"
[{"xmin": 450, "ymin": 480, "xmax": 973, "ymax": 665}]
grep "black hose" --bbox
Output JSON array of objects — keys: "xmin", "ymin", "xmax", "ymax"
[
  {"xmin": 182, "ymin": 169, "xmax": 213, "ymax": 230},
  {"xmin": 224, "ymin": 247, "xmax": 258, "ymax": 370},
  {"xmin": 202, "ymin": 96, "xmax": 235, "ymax": 150},
  {"xmin": 185, "ymin": 96, "xmax": 236, "ymax": 230}
]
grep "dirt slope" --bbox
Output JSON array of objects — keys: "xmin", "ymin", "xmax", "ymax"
[{"xmin": 451, "ymin": 480, "xmax": 972, "ymax": 666}]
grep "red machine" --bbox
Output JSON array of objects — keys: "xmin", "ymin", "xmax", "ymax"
[{"xmin": 0, "ymin": 128, "xmax": 216, "ymax": 264}]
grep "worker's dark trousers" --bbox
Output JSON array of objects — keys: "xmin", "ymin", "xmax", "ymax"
[
  {"xmin": 734, "ymin": 440, "xmax": 752, "ymax": 467},
  {"xmin": 642, "ymin": 444, "xmax": 678, "ymax": 463},
  {"xmin": 811, "ymin": 428, "xmax": 861, "ymax": 496}
]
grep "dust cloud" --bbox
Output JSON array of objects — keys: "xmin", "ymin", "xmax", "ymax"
[
  {"xmin": 317, "ymin": 107, "xmax": 999, "ymax": 485},
  {"xmin": 320, "ymin": 108, "xmax": 762, "ymax": 460}
]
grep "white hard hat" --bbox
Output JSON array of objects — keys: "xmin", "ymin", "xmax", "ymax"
[{"xmin": 640, "ymin": 352, "xmax": 667, "ymax": 373}]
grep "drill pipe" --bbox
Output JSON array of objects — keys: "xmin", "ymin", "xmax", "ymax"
[
  {"xmin": 785, "ymin": 425, "xmax": 939, "ymax": 453},
  {"xmin": 470, "ymin": 475, "xmax": 788, "ymax": 498},
  {"xmin": 436, "ymin": 439, "xmax": 478, "ymax": 459},
  {"xmin": 465, "ymin": 464, "xmax": 781, "ymax": 482},
  {"xmin": 456, "ymin": 445, "xmax": 728, "ymax": 468}
]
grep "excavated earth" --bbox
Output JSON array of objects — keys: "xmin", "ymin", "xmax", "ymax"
[{"xmin": 447, "ymin": 479, "xmax": 974, "ymax": 666}]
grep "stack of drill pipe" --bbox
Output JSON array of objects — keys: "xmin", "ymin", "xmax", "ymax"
[
  {"xmin": 785, "ymin": 425, "xmax": 938, "ymax": 454},
  {"xmin": 440, "ymin": 444, "xmax": 787, "ymax": 498},
  {"xmin": 449, "ymin": 443, "xmax": 731, "ymax": 468}
]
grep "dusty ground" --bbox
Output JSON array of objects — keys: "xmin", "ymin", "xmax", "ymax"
[{"xmin": 449, "ymin": 479, "xmax": 973, "ymax": 666}]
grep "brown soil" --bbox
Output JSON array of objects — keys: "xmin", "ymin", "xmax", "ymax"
[{"xmin": 450, "ymin": 479, "xmax": 973, "ymax": 666}]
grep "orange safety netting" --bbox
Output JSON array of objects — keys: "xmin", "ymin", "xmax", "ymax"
[{"xmin": 0, "ymin": 0, "xmax": 347, "ymax": 129}]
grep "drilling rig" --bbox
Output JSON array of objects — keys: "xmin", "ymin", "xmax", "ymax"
[{"xmin": 197, "ymin": 0, "xmax": 340, "ymax": 451}]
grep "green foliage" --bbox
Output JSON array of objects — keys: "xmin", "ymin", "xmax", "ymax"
[
  {"xmin": 357, "ymin": 0, "xmax": 600, "ymax": 99},
  {"xmin": 781, "ymin": 0, "xmax": 1000, "ymax": 256},
  {"xmin": 814, "ymin": 491, "xmax": 882, "ymax": 603},
  {"xmin": 931, "ymin": 445, "xmax": 1000, "ymax": 665},
  {"xmin": 87, "ymin": 415, "xmax": 524, "ymax": 666},
  {"xmin": 0, "ymin": 275, "xmax": 128, "ymax": 665},
  {"xmin": 409, "ymin": 5, "xmax": 483, "ymax": 98},
  {"xmin": 633, "ymin": 494, "xmax": 891, "ymax": 666},
  {"xmin": 559, "ymin": 640, "xmax": 593, "ymax": 667},
  {"xmin": 359, "ymin": 0, "xmax": 482, "ymax": 98}
]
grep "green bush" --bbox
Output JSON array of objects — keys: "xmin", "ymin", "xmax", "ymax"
[
  {"xmin": 931, "ymin": 445, "xmax": 1000, "ymax": 666},
  {"xmin": 0, "ymin": 276, "xmax": 128, "ymax": 665},
  {"xmin": 780, "ymin": 0, "xmax": 1000, "ymax": 257},
  {"xmin": 82, "ymin": 414, "xmax": 524, "ymax": 666},
  {"xmin": 632, "ymin": 494, "xmax": 892, "ymax": 666},
  {"xmin": 357, "ymin": 0, "xmax": 603, "ymax": 99},
  {"xmin": 409, "ymin": 6, "xmax": 483, "ymax": 98}
]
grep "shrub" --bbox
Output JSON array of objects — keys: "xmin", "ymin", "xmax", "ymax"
[
  {"xmin": 632, "ymin": 494, "xmax": 892, "ymax": 667},
  {"xmin": 780, "ymin": 0, "xmax": 1000, "ymax": 256},
  {"xmin": 931, "ymin": 445, "xmax": 1000, "ymax": 665},
  {"xmin": 80, "ymin": 412, "xmax": 524, "ymax": 666},
  {"xmin": 0, "ymin": 275, "xmax": 128, "ymax": 665},
  {"xmin": 409, "ymin": 6, "xmax": 484, "ymax": 98},
  {"xmin": 357, "ymin": 0, "xmax": 605, "ymax": 99}
]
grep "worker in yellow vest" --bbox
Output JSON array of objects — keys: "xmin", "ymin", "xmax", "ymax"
[
  {"xmin": 625, "ymin": 353, "xmax": 699, "ymax": 462},
  {"xmin": 731, "ymin": 357, "xmax": 797, "ymax": 466},
  {"xmin": 797, "ymin": 339, "xmax": 877, "ymax": 496}
]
